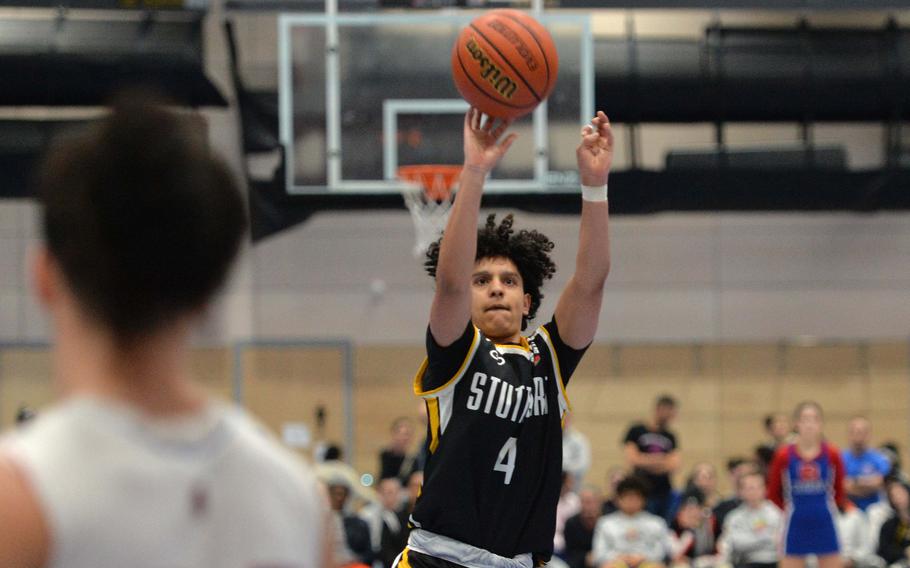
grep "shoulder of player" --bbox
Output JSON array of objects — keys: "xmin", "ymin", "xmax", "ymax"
[
  {"xmin": 1, "ymin": 400, "xmax": 100, "ymax": 469},
  {"xmin": 224, "ymin": 407, "xmax": 322, "ymax": 495},
  {"xmin": 525, "ymin": 323, "xmax": 556, "ymax": 352},
  {"xmin": 0, "ymin": 449, "xmax": 49, "ymax": 566}
]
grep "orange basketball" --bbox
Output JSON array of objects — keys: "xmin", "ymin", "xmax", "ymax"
[{"xmin": 451, "ymin": 10, "xmax": 559, "ymax": 120}]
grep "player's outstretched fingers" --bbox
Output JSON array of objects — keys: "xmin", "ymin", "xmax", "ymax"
[
  {"xmin": 597, "ymin": 112, "xmax": 614, "ymax": 148},
  {"xmin": 582, "ymin": 125, "xmax": 600, "ymax": 148},
  {"xmin": 492, "ymin": 118, "xmax": 513, "ymax": 140},
  {"xmin": 472, "ymin": 108, "xmax": 485, "ymax": 131},
  {"xmin": 481, "ymin": 114, "xmax": 496, "ymax": 133},
  {"xmin": 499, "ymin": 133, "xmax": 518, "ymax": 154}
]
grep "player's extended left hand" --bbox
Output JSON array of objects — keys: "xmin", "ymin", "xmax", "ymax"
[
  {"xmin": 576, "ymin": 110, "xmax": 613, "ymax": 187},
  {"xmin": 463, "ymin": 107, "xmax": 517, "ymax": 174}
]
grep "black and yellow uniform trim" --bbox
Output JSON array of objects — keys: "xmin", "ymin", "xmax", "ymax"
[
  {"xmin": 535, "ymin": 325, "xmax": 572, "ymax": 425},
  {"xmin": 414, "ymin": 325, "xmax": 481, "ymax": 454},
  {"xmin": 393, "ymin": 548, "xmax": 413, "ymax": 568},
  {"xmin": 425, "ymin": 397, "xmax": 441, "ymax": 453},
  {"xmin": 413, "ymin": 326, "xmax": 481, "ymax": 397},
  {"xmin": 393, "ymin": 548, "xmax": 465, "ymax": 568}
]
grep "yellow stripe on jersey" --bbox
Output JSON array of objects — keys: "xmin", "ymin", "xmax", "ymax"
[
  {"xmin": 427, "ymin": 397, "xmax": 441, "ymax": 453},
  {"xmin": 537, "ymin": 325, "xmax": 572, "ymax": 419},
  {"xmin": 394, "ymin": 548, "xmax": 413, "ymax": 568},
  {"xmin": 493, "ymin": 336, "xmax": 532, "ymax": 352},
  {"xmin": 413, "ymin": 326, "xmax": 481, "ymax": 397}
]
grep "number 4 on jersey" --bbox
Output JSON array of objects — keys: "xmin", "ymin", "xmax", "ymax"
[{"xmin": 494, "ymin": 437, "xmax": 518, "ymax": 485}]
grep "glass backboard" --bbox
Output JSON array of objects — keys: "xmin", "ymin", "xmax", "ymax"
[{"xmin": 278, "ymin": 11, "xmax": 594, "ymax": 194}]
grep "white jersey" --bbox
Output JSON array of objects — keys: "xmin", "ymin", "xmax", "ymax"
[
  {"xmin": 591, "ymin": 511, "xmax": 672, "ymax": 566},
  {"xmin": 719, "ymin": 501, "xmax": 781, "ymax": 565},
  {"xmin": 2, "ymin": 397, "xmax": 325, "ymax": 568}
]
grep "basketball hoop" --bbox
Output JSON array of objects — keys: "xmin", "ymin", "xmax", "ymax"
[{"xmin": 399, "ymin": 165, "xmax": 461, "ymax": 258}]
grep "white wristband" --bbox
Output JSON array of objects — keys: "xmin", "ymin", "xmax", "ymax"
[{"xmin": 581, "ymin": 184, "xmax": 608, "ymax": 202}]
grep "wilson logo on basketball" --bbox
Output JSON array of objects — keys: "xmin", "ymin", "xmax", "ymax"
[
  {"xmin": 487, "ymin": 19, "xmax": 539, "ymax": 71},
  {"xmin": 465, "ymin": 36, "xmax": 518, "ymax": 100}
]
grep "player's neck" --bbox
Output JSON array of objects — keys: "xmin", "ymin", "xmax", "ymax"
[
  {"xmin": 486, "ymin": 330, "xmax": 523, "ymax": 344},
  {"xmin": 53, "ymin": 312, "xmax": 206, "ymax": 417}
]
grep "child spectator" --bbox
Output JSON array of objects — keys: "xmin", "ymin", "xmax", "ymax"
[
  {"xmin": 671, "ymin": 488, "xmax": 717, "ymax": 566},
  {"xmin": 719, "ymin": 471, "xmax": 781, "ymax": 568},
  {"xmin": 592, "ymin": 476, "xmax": 672, "ymax": 568}
]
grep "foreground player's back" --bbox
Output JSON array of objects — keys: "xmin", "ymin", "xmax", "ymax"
[{"xmin": 4, "ymin": 397, "xmax": 325, "ymax": 568}]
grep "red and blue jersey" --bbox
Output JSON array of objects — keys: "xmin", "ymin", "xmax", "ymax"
[{"xmin": 767, "ymin": 442, "xmax": 846, "ymax": 556}]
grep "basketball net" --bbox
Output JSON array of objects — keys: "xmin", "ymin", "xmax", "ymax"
[{"xmin": 399, "ymin": 165, "xmax": 461, "ymax": 258}]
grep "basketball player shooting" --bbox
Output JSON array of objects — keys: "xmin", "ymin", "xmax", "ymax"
[{"xmin": 394, "ymin": 108, "xmax": 612, "ymax": 568}]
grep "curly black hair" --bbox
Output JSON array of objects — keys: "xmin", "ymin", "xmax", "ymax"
[{"xmin": 424, "ymin": 213, "xmax": 556, "ymax": 330}]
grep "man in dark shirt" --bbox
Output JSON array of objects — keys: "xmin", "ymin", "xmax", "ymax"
[
  {"xmin": 563, "ymin": 486, "xmax": 605, "ymax": 568},
  {"xmin": 623, "ymin": 395, "xmax": 681, "ymax": 521},
  {"xmin": 378, "ymin": 417, "xmax": 419, "ymax": 485},
  {"xmin": 328, "ymin": 481, "xmax": 374, "ymax": 565}
]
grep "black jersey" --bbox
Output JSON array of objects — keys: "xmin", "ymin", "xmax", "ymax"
[{"xmin": 410, "ymin": 318, "xmax": 587, "ymax": 563}]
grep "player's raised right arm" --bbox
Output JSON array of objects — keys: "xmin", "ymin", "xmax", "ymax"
[{"xmin": 429, "ymin": 108, "xmax": 516, "ymax": 346}]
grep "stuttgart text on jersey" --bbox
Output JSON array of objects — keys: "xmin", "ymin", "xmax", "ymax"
[{"xmin": 465, "ymin": 367, "xmax": 551, "ymax": 423}]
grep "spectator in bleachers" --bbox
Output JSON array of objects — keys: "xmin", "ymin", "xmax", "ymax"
[
  {"xmin": 880, "ymin": 442, "xmax": 910, "ymax": 486},
  {"xmin": 754, "ymin": 445, "xmax": 777, "ymax": 475},
  {"xmin": 404, "ymin": 470, "xmax": 423, "ymax": 517},
  {"xmin": 603, "ymin": 467, "xmax": 628, "ymax": 516},
  {"xmin": 327, "ymin": 478, "xmax": 374, "ymax": 567},
  {"xmin": 316, "ymin": 444, "xmax": 379, "ymax": 510},
  {"xmin": 592, "ymin": 476, "xmax": 672, "ymax": 568},
  {"xmin": 877, "ymin": 480, "xmax": 910, "ymax": 567},
  {"xmin": 369, "ymin": 478, "xmax": 409, "ymax": 568},
  {"xmin": 556, "ymin": 472, "xmax": 583, "ymax": 556},
  {"xmin": 766, "ymin": 413, "xmax": 793, "ymax": 448},
  {"xmin": 838, "ymin": 503, "xmax": 884, "ymax": 568},
  {"xmin": 624, "ymin": 395, "xmax": 681, "ymax": 521},
  {"xmin": 867, "ymin": 478, "xmax": 902, "ymax": 553},
  {"xmin": 756, "ymin": 413, "xmax": 792, "ymax": 471},
  {"xmin": 378, "ymin": 416, "xmax": 419, "ymax": 486},
  {"xmin": 687, "ymin": 463, "xmax": 721, "ymax": 509},
  {"xmin": 670, "ymin": 488, "xmax": 718, "ymax": 567},
  {"xmin": 563, "ymin": 485, "xmax": 605, "ymax": 568},
  {"xmin": 844, "ymin": 417, "xmax": 891, "ymax": 512},
  {"xmin": 718, "ymin": 471, "xmax": 781, "ymax": 568},
  {"xmin": 564, "ymin": 413, "xmax": 593, "ymax": 488},
  {"xmin": 714, "ymin": 459, "xmax": 759, "ymax": 539}
]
